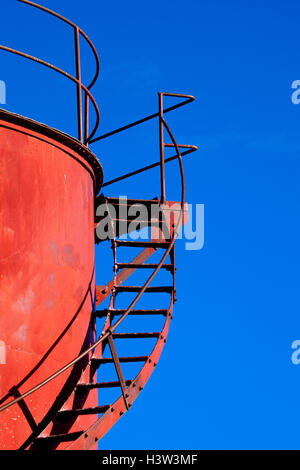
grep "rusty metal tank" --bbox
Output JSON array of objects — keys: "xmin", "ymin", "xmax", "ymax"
[{"xmin": 0, "ymin": 110, "xmax": 103, "ymax": 449}]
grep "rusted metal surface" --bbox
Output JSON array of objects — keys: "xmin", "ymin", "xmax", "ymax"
[{"xmin": 0, "ymin": 116, "xmax": 102, "ymax": 449}]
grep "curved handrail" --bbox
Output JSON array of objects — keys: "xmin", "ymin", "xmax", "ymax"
[
  {"xmin": 0, "ymin": 1, "xmax": 101, "ymax": 144},
  {"xmin": 0, "ymin": 46, "xmax": 100, "ymax": 145},
  {"xmin": 18, "ymin": 0, "xmax": 100, "ymax": 91},
  {"xmin": 0, "ymin": 98, "xmax": 187, "ymax": 415},
  {"xmin": 0, "ymin": 45, "xmax": 100, "ymax": 144}
]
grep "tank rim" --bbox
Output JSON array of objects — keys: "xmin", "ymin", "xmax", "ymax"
[{"xmin": 0, "ymin": 108, "xmax": 103, "ymax": 196}]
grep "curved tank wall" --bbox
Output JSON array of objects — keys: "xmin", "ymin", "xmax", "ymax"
[{"xmin": 0, "ymin": 111, "xmax": 103, "ymax": 449}]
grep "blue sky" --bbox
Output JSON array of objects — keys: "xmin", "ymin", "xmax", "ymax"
[{"xmin": 2, "ymin": 0, "xmax": 300, "ymax": 450}]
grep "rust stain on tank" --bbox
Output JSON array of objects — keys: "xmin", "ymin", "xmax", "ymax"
[
  {"xmin": 61, "ymin": 244, "xmax": 74, "ymax": 265},
  {"xmin": 50, "ymin": 241, "xmax": 59, "ymax": 264},
  {"xmin": 13, "ymin": 289, "xmax": 34, "ymax": 314},
  {"xmin": 15, "ymin": 324, "xmax": 27, "ymax": 342}
]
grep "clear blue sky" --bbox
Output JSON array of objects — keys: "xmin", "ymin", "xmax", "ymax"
[{"xmin": 2, "ymin": 0, "xmax": 300, "ymax": 450}]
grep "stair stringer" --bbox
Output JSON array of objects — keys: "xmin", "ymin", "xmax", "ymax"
[{"xmin": 65, "ymin": 294, "xmax": 174, "ymax": 450}]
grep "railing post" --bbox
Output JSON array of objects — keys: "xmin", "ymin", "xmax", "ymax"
[
  {"xmin": 107, "ymin": 335, "xmax": 129, "ymax": 410},
  {"xmin": 84, "ymin": 92, "xmax": 89, "ymax": 146},
  {"xmin": 74, "ymin": 26, "xmax": 83, "ymax": 143},
  {"xmin": 158, "ymin": 92, "xmax": 166, "ymax": 204}
]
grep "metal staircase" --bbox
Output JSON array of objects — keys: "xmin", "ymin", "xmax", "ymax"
[
  {"xmin": 0, "ymin": 1, "xmax": 198, "ymax": 451},
  {"xmin": 0, "ymin": 88, "xmax": 196, "ymax": 450},
  {"xmin": 27, "ymin": 196, "xmax": 188, "ymax": 450}
]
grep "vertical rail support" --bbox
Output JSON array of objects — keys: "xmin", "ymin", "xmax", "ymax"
[
  {"xmin": 107, "ymin": 334, "xmax": 129, "ymax": 410},
  {"xmin": 169, "ymin": 245, "xmax": 176, "ymax": 302},
  {"xmin": 84, "ymin": 93, "xmax": 90, "ymax": 147},
  {"xmin": 74, "ymin": 26, "xmax": 83, "ymax": 143},
  {"xmin": 159, "ymin": 92, "xmax": 166, "ymax": 204}
]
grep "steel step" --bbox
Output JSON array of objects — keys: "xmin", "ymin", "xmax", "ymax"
[
  {"xmin": 116, "ymin": 262, "xmax": 173, "ymax": 271},
  {"xmin": 105, "ymin": 197, "xmax": 160, "ymax": 208},
  {"xmin": 115, "ymin": 240, "xmax": 169, "ymax": 248},
  {"xmin": 116, "ymin": 285, "xmax": 173, "ymax": 293},
  {"xmin": 112, "ymin": 219, "xmax": 162, "ymax": 233},
  {"xmin": 56, "ymin": 405, "xmax": 111, "ymax": 421},
  {"xmin": 95, "ymin": 219, "xmax": 165, "ymax": 240},
  {"xmin": 31, "ymin": 431, "xmax": 83, "ymax": 448},
  {"xmin": 94, "ymin": 308, "xmax": 168, "ymax": 318},
  {"xmin": 76, "ymin": 380, "xmax": 132, "ymax": 392},
  {"xmin": 94, "ymin": 198, "xmax": 161, "ymax": 228},
  {"xmin": 113, "ymin": 332, "xmax": 160, "ymax": 339},
  {"xmin": 112, "ymin": 218, "xmax": 162, "ymax": 225},
  {"xmin": 91, "ymin": 356, "xmax": 148, "ymax": 367}
]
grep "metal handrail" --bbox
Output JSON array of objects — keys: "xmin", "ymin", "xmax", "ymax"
[
  {"xmin": 0, "ymin": 93, "xmax": 191, "ymax": 415},
  {"xmin": 89, "ymin": 94, "xmax": 195, "ymax": 144},
  {"xmin": 102, "ymin": 146, "xmax": 197, "ymax": 187},
  {"xmin": 0, "ymin": 1, "xmax": 101, "ymax": 145},
  {"xmin": 98, "ymin": 93, "xmax": 196, "ymax": 192}
]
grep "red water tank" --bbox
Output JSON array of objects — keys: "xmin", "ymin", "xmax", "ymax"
[{"xmin": 0, "ymin": 110, "xmax": 103, "ymax": 449}]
